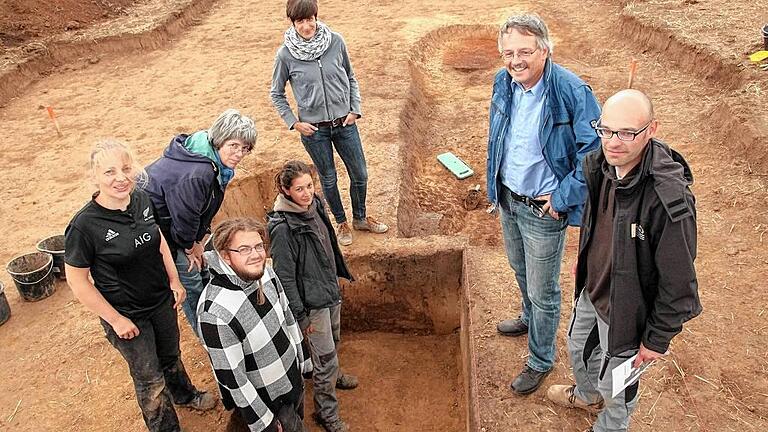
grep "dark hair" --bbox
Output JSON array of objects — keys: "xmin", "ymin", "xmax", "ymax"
[
  {"xmin": 275, "ymin": 160, "xmax": 313, "ymax": 197},
  {"xmin": 286, "ymin": 0, "xmax": 318, "ymax": 22},
  {"xmin": 212, "ymin": 218, "xmax": 265, "ymax": 254}
]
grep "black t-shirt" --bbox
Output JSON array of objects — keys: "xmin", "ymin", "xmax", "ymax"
[{"xmin": 64, "ymin": 189, "xmax": 172, "ymax": 319}]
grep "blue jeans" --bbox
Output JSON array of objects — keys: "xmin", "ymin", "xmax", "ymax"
[
  {"xmin": 300, "ymin": 123, "xmax": 368, "ymax": 224},
  {"xmin": 101, "ymin": 297, "xmax": 198, "ymax": 432},
  {"xmin": 175, "ymin": 251, "xmax": 209, "ymax": 336},
  {"xmin": 499, "ymin": 186, "xmax": 567, "ymax": 372}
]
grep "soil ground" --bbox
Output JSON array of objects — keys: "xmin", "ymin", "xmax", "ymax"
[
  {"xmin": 0, "ymin": 0, "xmax": 138, "ymax": 48},
  {"xmin": 0, "ymin": 0, "xmax": 767, "ymax": 431}
]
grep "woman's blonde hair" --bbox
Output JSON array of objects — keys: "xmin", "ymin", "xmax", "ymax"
[{"xmin": 89, "ymin": 139, "xmax": 148, "ymax": 190}]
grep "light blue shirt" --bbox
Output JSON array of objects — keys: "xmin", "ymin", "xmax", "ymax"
[{"xmin": 499, "ymin": 78, "xmax": 558, "ymax": 198}]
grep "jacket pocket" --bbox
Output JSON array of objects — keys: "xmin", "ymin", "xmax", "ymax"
[{"xmin": 293, "ymin": 79, "xmax": 321, "ymax": 111}]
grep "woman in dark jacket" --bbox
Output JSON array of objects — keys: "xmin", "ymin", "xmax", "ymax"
[
  {"xmin": 266, "ymin": 160, "xmax": 355, "ymax": 432},
  {"xmin": 145, "ymin": 109, "xmax": 257, "ymax": 334}
]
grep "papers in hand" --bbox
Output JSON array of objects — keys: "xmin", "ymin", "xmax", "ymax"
[{"xmin": 611, "ymin": 355, "xmax": 654, "ymax": 398}]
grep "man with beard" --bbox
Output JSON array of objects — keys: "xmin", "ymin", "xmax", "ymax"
[
  {"xmin": 198, "ymin": 218, "xmax": 312, "ymax": 432},
  {"xmin": 486, "ymin": 13, "xmax": 602, "ymax": 395}
]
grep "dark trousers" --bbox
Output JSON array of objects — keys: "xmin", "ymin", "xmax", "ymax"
[
  {"xmin": 225, "ymin": 386, "xmax": 307, "ymax": 432},
  {"xmin": 102, "ymin": 298, "xmax": 197, "ymax": 432}
]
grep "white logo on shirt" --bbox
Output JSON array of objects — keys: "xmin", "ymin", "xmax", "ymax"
[
  {"xmin": 143, "ymin": 207, "xmax": 154, "ymax": 221},
  {"xmin": 105, "ymin": 229, "xmax": 120, "ymax": 241},
  {"xmin": 135, "ymin": 232, "xmax": 151, "ymax": 248},
  {"xmin": 630, "ymin": 223, "xmax": 646, "ymax": 241}
]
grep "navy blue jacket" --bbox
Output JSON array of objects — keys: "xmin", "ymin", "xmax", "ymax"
[
  {"xmin": 486, "ymin": 59, "xmax": 602, "ymax": 226},
  {"xmin": 145, "ymin": 134, "xmax": 224, "ymax": 254}
]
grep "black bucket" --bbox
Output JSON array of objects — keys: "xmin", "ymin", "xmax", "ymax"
[
  {"xmin": 6, "ymin": 252, "xmax": 56, "ymax": 302},
  {"xmin": 36, "ymin": 234, "xmax": 66, "ymax": 280},
  {"xmin": 763, "ymin": 24, "xmax": 768, "ymax": 50},
  {"xmin": 0, "ymin": 281, "xmax": 10, "ymax": 326}
]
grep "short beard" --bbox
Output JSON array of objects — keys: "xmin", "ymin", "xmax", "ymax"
[{"xmin": 231, "ymin": 264, "xmax": 265, "ymax": 282}]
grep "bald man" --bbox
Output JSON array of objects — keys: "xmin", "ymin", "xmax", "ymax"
[{"xmin": 546, "ymin": 90, "xmax": 701, "ymax": 432}]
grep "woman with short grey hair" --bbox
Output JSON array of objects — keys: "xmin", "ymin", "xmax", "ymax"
[{"xmin": 145, "ymin": 108, "xmax": 257, "ymax": 334}]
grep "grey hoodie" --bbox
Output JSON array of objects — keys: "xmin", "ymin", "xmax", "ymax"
[{"xmin": 270, "ymin": 31, "xmax": 362, "ymax": 128}]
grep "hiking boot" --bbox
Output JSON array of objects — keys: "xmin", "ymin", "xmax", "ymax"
[
  {"xmin": 510, "ymin": 365, "xmax": 551, "ymax": 395},
  {"xmin": 547, "ymin": 384, "xmax": 604, "ymax": 414},
  {"xmin": 336, "ymin": 373, "xmax": 358, "ymax": 390},
  {"xmin": 337, "ymin": 222, "xmax": 353, "ymax": 246},
  {"xmin": 313, "ymin": 413, "xmax": 350, "ymax": 432},
  {"xmin": 497, "ymin": 317, "xmax": 528, "ymax": 337},
  {"xmin": 177, "ymin": 391, "xmax": 216, "ymax": 411},
  {"xmin": 352, "ymin": 216, "xmax": 389, "ymax": 234}
]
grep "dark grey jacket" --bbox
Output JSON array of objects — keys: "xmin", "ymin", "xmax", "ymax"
[
  {"xmin": 270, "ymin": 32, "xmax": 362, "ymax": 128},
  {"xmin": 574, "ymin": 139, "xmax": 702, "ymax": 356},
  {"xmin": 266, "ymin": 196, "xmax": 353, "ymax": 329}
]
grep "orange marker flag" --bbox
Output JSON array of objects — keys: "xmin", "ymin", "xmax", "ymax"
[
  {"xmin": 627, "ymin": 59, "xmax": 638, "ymax": 89},
  {"xmin": 46, "ymin": 106, "xmax": 63, "ymax": 137}
]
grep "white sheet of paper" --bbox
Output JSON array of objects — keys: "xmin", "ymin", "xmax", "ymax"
[{"xmin": 611, "ymin": 355, "xmax": 654, "ymax": 398}]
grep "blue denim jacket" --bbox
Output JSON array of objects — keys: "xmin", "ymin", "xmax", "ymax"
[{"xmin": 486, "ymin": 59, "xmax": 602, "ymax": 226}]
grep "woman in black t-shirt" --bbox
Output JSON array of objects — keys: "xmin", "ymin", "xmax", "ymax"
[{"xmin": 64, "ymin": 140, "xmax": 217, "ymax": 432}]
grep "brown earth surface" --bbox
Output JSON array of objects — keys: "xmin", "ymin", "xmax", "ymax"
[
  {"xmin": 0, "ymin": 0, "xmax": 138, "ymax": 47},
  {"xmin": 1, "ymin": 0, "xmax": 767, "ymax": 431}
]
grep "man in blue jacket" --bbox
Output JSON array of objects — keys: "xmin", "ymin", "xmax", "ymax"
[
  {"xmin": 486, "ymin": 13, "xmax": 601, "ymax": 395},
  {"xmin": 146, "ymin": 109, "xmax": 257, "ymax": 335}
]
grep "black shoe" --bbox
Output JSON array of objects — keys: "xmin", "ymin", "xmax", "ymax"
[
  {"xmin": 496, "ymin": 318, "xmax": 528, "ymax": 337},
  {"xmin": 510, "ymin": 365, "xmax": 551, "ymax": 395}
]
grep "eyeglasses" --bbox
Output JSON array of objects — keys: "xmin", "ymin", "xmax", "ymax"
[
  {"xmin": 500, "ymin": 48, "xmax": 539, "ymax": 61},
  {"xmin": 225, "ymin": 141, "xmax": 253, "ymax": 155},
  {"xmin": 228, "ymin": 244, "xmax": 265, "ymax": 255},
  {"xmin": 591, "ymin": 119, "xmax": 652, "ymax": 142}
]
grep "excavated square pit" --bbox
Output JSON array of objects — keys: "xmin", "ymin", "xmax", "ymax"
[
  {"xmin": 317, "ymin": 246, "xmax": 467, "ymax": 431},
  {"xmin": 216, "ymin": 171, "xmax": 470, "ymax": 431}
]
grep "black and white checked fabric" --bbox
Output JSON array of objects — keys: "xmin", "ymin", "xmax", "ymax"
[{"xmin": 198, "ymin": 251, "xmax": 311, "ymax": 432}]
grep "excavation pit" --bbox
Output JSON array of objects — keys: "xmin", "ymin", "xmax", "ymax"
[
  {"xmin": 316, "ymin": 241, "xmax": 469, "ymax": 431},
  {"xmin": 443, "ymin": 36, "xmax": 500, "ymax": 71},
  {"xmin": 398, "ymin": 26, "xmax": 501, "ymax": 246},
  {"xmin": 221, "ymin": 173, "xmax": 472, "ymax": 431}
]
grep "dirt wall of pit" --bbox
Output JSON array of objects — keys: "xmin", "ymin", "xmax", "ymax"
[{"xmin": 340, "ymin": 238, "xmax": 464, "ymax": 335}]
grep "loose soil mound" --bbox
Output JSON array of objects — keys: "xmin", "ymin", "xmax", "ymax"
[{"xmin": 0, "ymin": 0, "xmax": 139, "ymax": 48}]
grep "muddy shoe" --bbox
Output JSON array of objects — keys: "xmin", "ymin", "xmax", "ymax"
[
  {"xmin": 336, "ymin": 373, "xmax": 358, "ymax": 390},
  {"xmin": 337, "ymin": 222, "xmax": 353, "ymax": 246},
  {"xmin": 352, "ymin": 216, "xmax": 389, "ymax": 234},
  {"xmin": 177, "ymin": 391, "xmax": 217, "ymax": 411},
  {"xmin": 547, "ymin": 384, "xmax": 604, "ymax": 414},
  {"xmin": 313, "ymin": 413, "xmax": 350, "ymax": 432}
]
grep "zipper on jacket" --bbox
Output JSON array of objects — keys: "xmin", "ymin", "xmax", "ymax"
[
  {"xmin": 599, "ymin": 352, "xmax": 612, "ymax": 380},
  {"xmin": 317, "ymin": 59, "xmax": 332, "ymax": 121},
  {"xmin": 491, "ymin": 111, "xmax": 509, "ymax": 203},
  {"xmin": 567, "ymin": 294, "xmax": 580, "ymax": 337}
]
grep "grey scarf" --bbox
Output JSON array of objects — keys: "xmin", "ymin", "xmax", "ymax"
[{"xmin": 283, "ymin": 21, "xmax": 332, "ymax": 61}]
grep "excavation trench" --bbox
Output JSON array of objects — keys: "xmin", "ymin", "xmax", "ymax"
[
  {"xmin": 219, "ymin": 169, "xmax": 471, "ymax": 431},
  {"xmin": 398, "ymin": 25, "xmax": 502, "ymax": 246}
]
